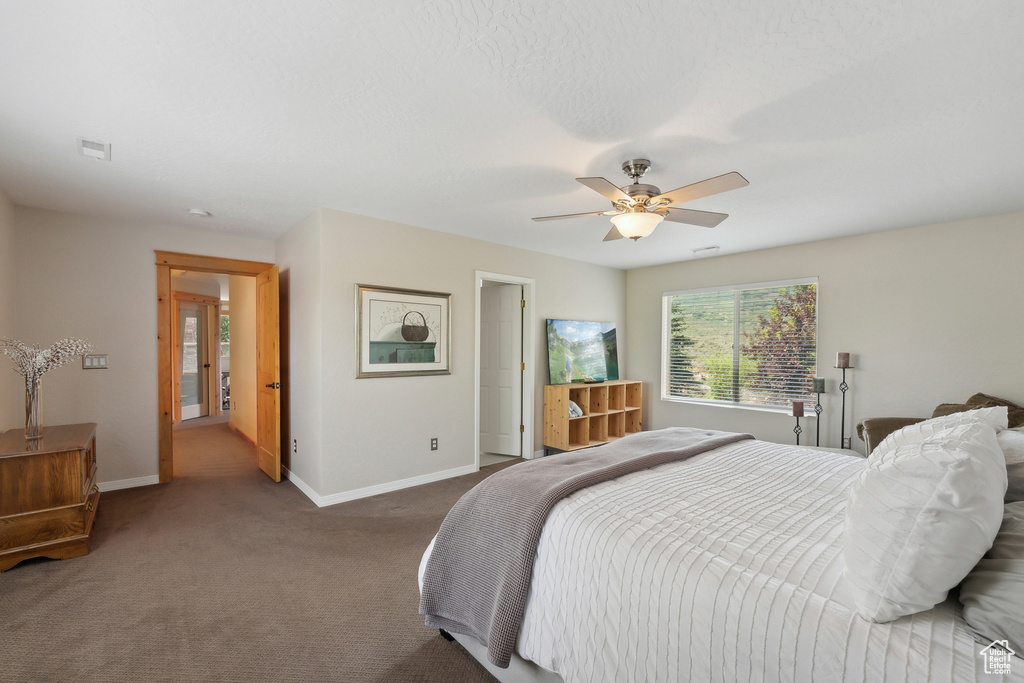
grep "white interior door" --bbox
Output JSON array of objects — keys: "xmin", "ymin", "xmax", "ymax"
[
  {"xmin": 479, "ymin": 284, "xmax": 523, "ymax": 456},
  {"xmin": 180, "ymin": 302, "xmax": 209, "ymax": 420}
]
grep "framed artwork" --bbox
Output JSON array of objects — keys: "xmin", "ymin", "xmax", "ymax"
[{"xmin": 356, "ymin": 284, "xmax": 451, "ymax": 378}]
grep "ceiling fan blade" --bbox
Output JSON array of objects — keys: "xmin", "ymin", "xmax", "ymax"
[
  {"xmin": 532, "ymin": 210, "xmax": 616, "ymax": 222},
  {"xmin": 603, "ymin": 226, "xmax": 624, "ymax": 241},
  {"xmin": 651, "ymin": 171, "xmax": 748, "ymax": 207},
  {"xmin": 662, "ymin": 207, "xmax": 729, "ymax": 228},
  {"xmin": 577, "ymin": 177, "xmax": 632, "ymax": 203}
]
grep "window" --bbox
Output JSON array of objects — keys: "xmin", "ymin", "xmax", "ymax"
[
  {"xmin": 220, "ymin": 313, "xmax": 230, "ymax": 358},
  {"xmin": 662, "ymin": 278, "xmax": 817, "ymax": 410}
]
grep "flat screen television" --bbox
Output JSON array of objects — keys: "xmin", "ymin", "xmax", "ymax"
[{"xmin": 546, "ymin": 319, "xmax": 619, "ymax": 384}]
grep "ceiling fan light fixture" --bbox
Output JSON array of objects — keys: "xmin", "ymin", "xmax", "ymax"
[
  {"xmin": 532, "ymin": 160, "xmax": 747, "ymax": 243},
  {"xmin": 610, "ymin": 211, "xmax": 663, "ymax": 240}
]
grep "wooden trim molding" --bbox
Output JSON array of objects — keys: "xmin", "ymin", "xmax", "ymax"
[
  {"xmin": 210, "ymin": 302, "xmax": 223, "ymax": 418},
  {"xmin": 172, "ymin": 295, "xmax": 223, "ymax": 422},
  {"xmin": 155, "ymin": 251, "xmax": 272, "ymax": 276},
  {"xmin": 157, "ymin": 264, "xmax": 174, "ymax": 482},
  {"xmin": 156, "ymin": 251, "xmax": 273, "ymax": 483},
  {"xmin": 173, "ymin": 292, "xmax": 221, "ymax": 305},
  {"xmin": 172, "ymin": 295, "xmax": 181, "ymax": 424}
]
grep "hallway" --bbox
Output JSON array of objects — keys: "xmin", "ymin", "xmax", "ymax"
[{"xmin": 173, "ymin": 414, "xmax": 256, "ymax": 478}]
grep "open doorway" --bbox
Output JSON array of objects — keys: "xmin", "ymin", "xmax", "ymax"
[
  {"xmin": 178, "ymin": 298, "xmax": 216, "ymax": 420},
  {"xmin": 475, "ymin": 271, "xmax": 536, "ymax": 469},
  {"xmin": 156, "ymin": 252, "xmax": 281, "ymax": 484},
  {"xmin": 171, "ymin": 272, "xmax": 226, "ymax": 423}
]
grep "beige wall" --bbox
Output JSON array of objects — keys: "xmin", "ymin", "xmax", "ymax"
[
  {"xmin": 170, "ymin": 272, "xmax": 222, "ymax": 300},
  {"xmin": 277, "ymin": 208, "xmax": 625, "ymax": 502},
  {"xmin": 625, "ymin": 211, "xmax": 1024, "ymax": 452},
  {"xmin": 275, "ymin": 210, "xmax": 324, "ymax": 492},
  {"xmin": 0, "ymin": 186, "xmax": 17, "ymax": 429},
  {"xmin": 7, "ymin": 195, "xmax": 1019, "ymax": 497},
  {"xmin": 13, "ymin": 206, "xmax": 275, "ymax": 486},
  {"xmin": 227, "ymin": 275, "xmax": 257, "ymax": 443}
]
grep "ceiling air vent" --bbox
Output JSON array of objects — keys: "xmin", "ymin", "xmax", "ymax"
[
  {"xmin": 76, "ymin": 137, "xmax": 111, "ymax": 161},
  {"xmin": 692, "ymin": 245, "xmax": 720, "ymax": 257}
]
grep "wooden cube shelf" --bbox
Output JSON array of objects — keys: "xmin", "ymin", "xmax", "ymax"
[
  {"xmin": 608, "ymin": 383, "xmax": 625, "ymax": 411},
  {"xmin": 543, "ymin": 380, "xmax": 643, "ymax": 452}
]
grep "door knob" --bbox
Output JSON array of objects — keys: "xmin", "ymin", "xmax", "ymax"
[
  {"xmin": 203, "ymin": 363, "xmax": 211, "ymax": 368},
  {"xmin": 265, "ymin": 382, "xmax": 281, "ymax": 389}
]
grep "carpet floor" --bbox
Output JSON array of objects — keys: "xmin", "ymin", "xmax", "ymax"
[{"xmin": 0, "ymin": 419, "xmax": 517, "ymax": 682}]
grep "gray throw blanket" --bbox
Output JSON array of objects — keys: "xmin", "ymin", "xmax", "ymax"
[{"xmin": 419, "ymin": 427, "xmax": 753, "ymax": 668}]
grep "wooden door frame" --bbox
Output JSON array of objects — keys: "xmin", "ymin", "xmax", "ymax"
[
  {"xmin": 473, "ymin": 271, "xmax": 536, "ymax": 467},
  {"xmin": 156, "ymin": 251, "xmax": 274, "ymax": 483},
  {"xmin": 173, "ymin": 293, "xmax": 222, "ymax": 423}
]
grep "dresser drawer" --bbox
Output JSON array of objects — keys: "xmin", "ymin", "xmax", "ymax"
[{"xmin": 0, "ymin": 504, "xmax": 86, "ymax": 551}]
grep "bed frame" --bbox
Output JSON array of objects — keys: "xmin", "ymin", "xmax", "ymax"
[{"xmin": 441, "ymin": 629, "xmax": 564, "ymax": 683}]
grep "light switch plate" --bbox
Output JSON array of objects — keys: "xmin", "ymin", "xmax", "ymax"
[{"xmin": 83, "ymin": 354, "xmax": 108, "ymax": 369}]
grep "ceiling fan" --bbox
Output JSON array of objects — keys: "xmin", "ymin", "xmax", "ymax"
[{"xmin": 532, "ymin": 159, "xmax": 748, "ymax": 241}]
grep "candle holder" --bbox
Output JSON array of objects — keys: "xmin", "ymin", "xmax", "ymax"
[
  {"xmin": 835, "ymin": 366, "xmax": 854, "ymax": 448},
  {"xmin": 815, "ymin": 394, "xmax": 823, "ymax": 446},
  {"xmin": 812, "ymin": 378, "xmax": 825, "ymax": 447},
  {"xmin": 792, "ymin": 400, "xmax": 804, "ymax": 446}
]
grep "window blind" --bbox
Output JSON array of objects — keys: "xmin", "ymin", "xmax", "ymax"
[{"xmin": 662, "ymin": 279, "xmax": 817, "ymax": 409}]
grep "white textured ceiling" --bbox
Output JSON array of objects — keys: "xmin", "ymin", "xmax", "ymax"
[{"xmin": 1, "ymin": 1, "xmax": 1023, "ymax": 269}]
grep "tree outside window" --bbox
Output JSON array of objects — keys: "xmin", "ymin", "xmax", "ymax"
[{"xmin": 220, "ymin": 314, "xmax": 230, "ymax": 358}]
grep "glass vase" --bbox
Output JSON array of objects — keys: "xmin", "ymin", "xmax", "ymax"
[{"xmin": 25, "ymin": 376, "xmax": 42, "ymax": 440}]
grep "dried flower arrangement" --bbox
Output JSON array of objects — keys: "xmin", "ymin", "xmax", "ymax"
[{"xmin": 1, "ymin": 336, "xmax": 94, "ymax": 440}]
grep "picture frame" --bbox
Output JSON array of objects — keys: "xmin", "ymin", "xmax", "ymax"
[{"xmin": 356, "ymin": 284, "xmax": 451, "ymax": 378}]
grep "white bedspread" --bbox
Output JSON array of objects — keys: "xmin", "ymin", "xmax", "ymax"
[{"xmin": 509, "ymin": 439, "xmax": 1022, "ymax": 683}]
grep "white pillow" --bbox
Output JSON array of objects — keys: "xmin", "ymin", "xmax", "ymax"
[
  {"xmin": 997, "ymin": 428, "xmax": 1024, "ymax": 466},
  {"xmin": 1007, "ymin": 462, "xmax": 1024, "ymax": 504},
  {"xmin": 959, "ymin": 502, "xmax": 1024, "ymax": 653},
  {"xmin": 999, "ymin": 429, "xmax": 1024, "ymax": 503},
  {"xmin": 870, "ymin": 406, "xmax": 1009, "ymax": 460},
  {"xmin": 844, "ymin": 420, "xmax": 1007, "ymax": 622}
]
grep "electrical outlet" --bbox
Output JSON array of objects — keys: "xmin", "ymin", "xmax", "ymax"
[
  {"xmin": 430, "ymin": 437, "xmax": 438, "ymax": 451},
  {"xmin": 293, "ymin": 439, "xmax": 297, "ymax": 453},
  {"xmin": 842, "ymin": 437, "xmax": 852, "ymax": 449}
]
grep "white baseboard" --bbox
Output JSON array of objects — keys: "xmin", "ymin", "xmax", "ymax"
[
  {"xmin": 283, "ymin": 464, "xmax": 478, "ymax": 508},
  {"xmin": 97, "ymin": 462, "xmax": 491, "ymax": 501},
  {"xmin": 98, "ymin": 475, "xmax": 161, "ymax": 492},
  {"xmin": 281, "ymin": 466, "xmax": 318, "ymax": 503},
  {"xmin": 533, "ymin": 448, "xmax": 546, "ymax": 459}
]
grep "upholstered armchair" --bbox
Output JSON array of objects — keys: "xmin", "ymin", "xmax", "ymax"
[
  {"xmin": 857, "ymin": 417, "xmax": 924, "ymax": 456},
  {"xmin": 857, "ymin": 393, "xmax": 1024, "ymax": 456}
]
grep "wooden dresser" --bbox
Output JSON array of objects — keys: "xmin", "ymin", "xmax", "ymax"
[{"xmin": 0, "ymin": 423, "xmax": 100, "ymax": 572}]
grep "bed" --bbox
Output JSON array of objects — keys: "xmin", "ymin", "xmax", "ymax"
[{"xmin": 419, "ymin": 421, "xmax": 1024, "ymax": 682}]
